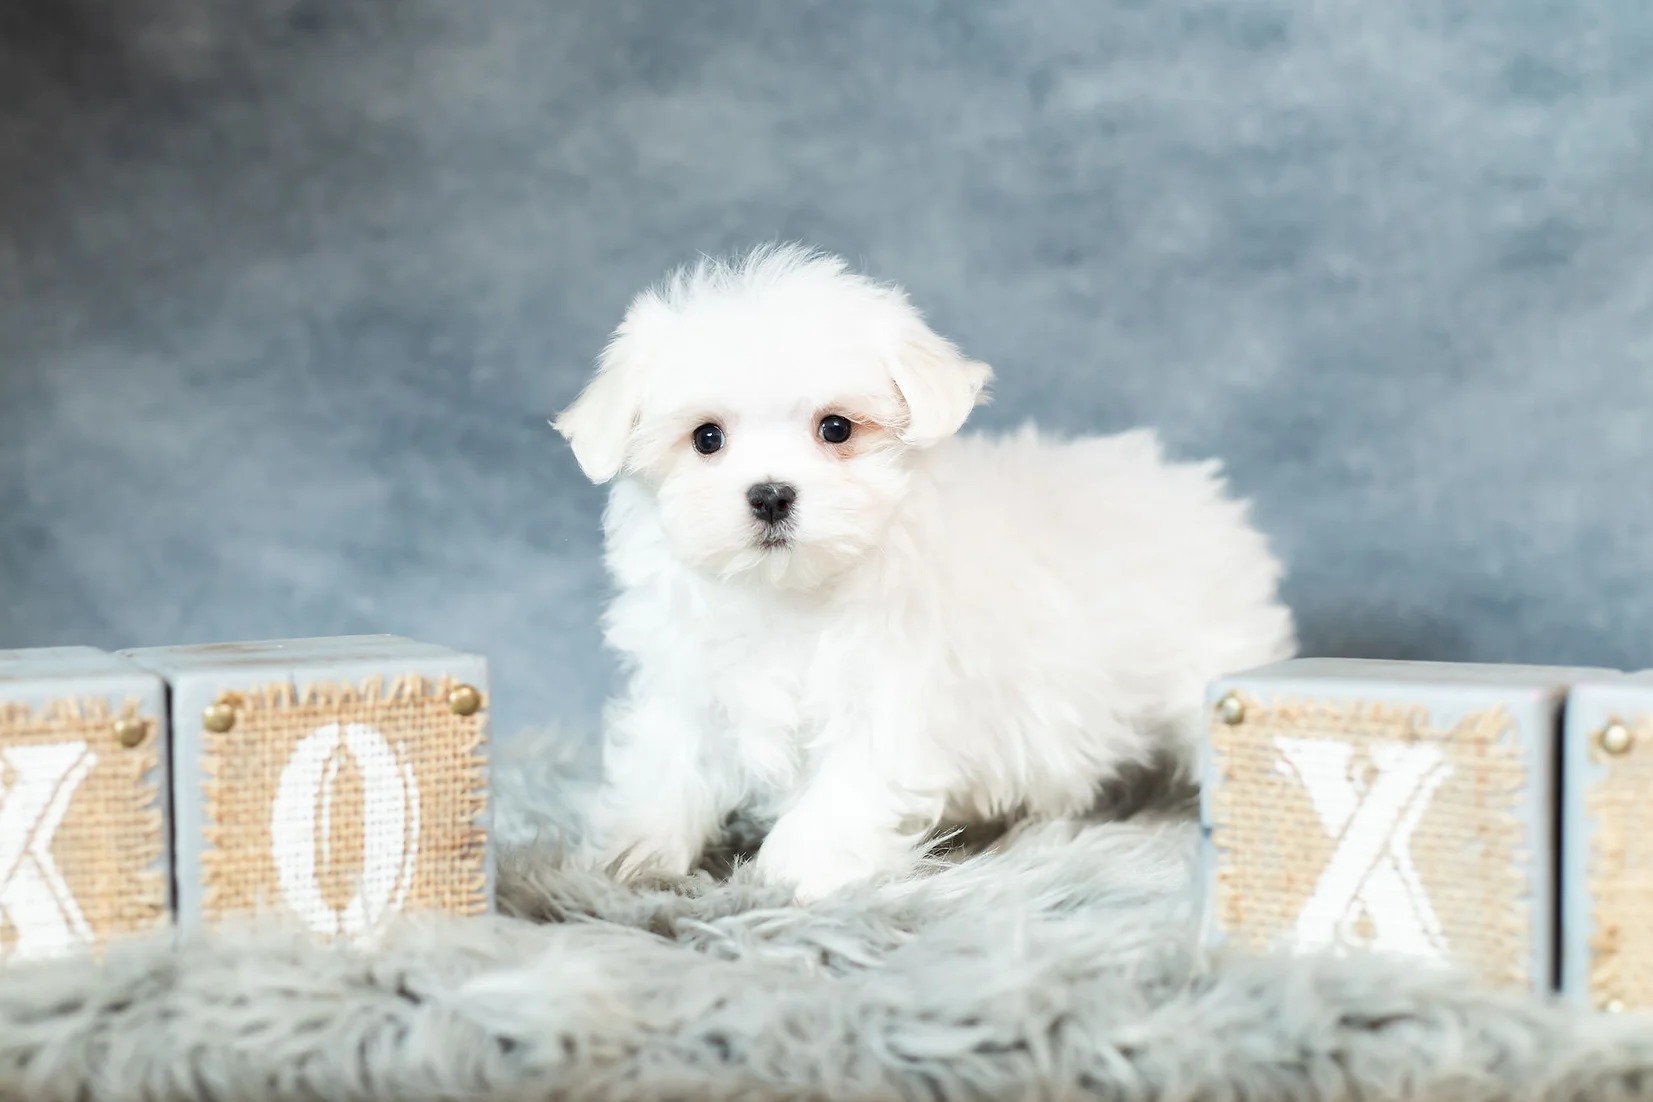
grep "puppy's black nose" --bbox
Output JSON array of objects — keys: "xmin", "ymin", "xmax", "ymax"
[{"xmin": 747, "ymin": 482, "xmax": 796, "ymax": 524}]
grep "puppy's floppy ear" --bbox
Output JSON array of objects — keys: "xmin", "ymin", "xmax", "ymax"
[
  {"xmin": 552, "ymin": 336, "xmax": 646, "ymax": 484},
  {"xmin": 888, "ymin": 319, "xmax": 993, "ymax": 446}
]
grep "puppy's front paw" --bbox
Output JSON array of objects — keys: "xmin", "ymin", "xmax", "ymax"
[{"xmin": 753, "ymin": 812, "xmax": 906, "ymax": 903}]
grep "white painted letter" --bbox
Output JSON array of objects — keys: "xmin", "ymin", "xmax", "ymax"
[
  {"xmin": 270, "ymin": 723, "xmax": 420, "ymax": 938},
  {"xmin": 1276, "ymin": 736, "xmax": 1453, "ymax": 960},
  {"xmin": 0, "ymin": 742, "xmax": 97, "ymax": 959}
]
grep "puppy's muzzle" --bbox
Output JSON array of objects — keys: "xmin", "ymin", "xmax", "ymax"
[{"xmin": 747, "ymin": 482, "xmax": 796, "ymax": 525}]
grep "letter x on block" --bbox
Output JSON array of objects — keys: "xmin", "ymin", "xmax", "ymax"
[
  {"xmin": 1203, "ymin": 657, "xmax": 1586, "ymax": 993},
  {"xmin": 0, "ymin": 742, "xmax": 97, "ymax": 959},
  {"xmin": 1276, "ymin": 736, "xmax": 1453, "ymax": 959}
]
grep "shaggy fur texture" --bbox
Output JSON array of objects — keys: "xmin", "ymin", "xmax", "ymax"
[
  {"xmin": 552, "ymin": 245, "xmax": 1296, "ymax": 901},
  {"xmin": 2, "ymin": 733, "xmax": 1650, "ymax": 1102}
]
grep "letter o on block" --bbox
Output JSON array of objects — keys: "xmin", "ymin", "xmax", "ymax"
[
  {"xmin": 270, "ymin": 722, "xmax": 421, "ymax": 938},
  {"xmin": 121, "ymin": 635, "xmax": 493, "ymax": 941}
]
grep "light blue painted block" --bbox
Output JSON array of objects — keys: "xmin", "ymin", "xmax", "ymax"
[
  {"xmin": 1200, "ymin": 657, "xmax": 1609, "ymax": 992},
  {"xmin": 0, "ymin": 646, "xmax": 172, "ymax": 963},
  {"xmin": 1560, "ymin": 671, "xmax": 1653, "ymax": 1012},
  {"xmin": 121, "ymin": 635, "xmax": 493, "ymax": 938}
]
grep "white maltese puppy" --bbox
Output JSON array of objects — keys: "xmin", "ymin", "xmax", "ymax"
[{"xmin": 553, "ymin": 245, "xmax": 1296, "ymax": 901}]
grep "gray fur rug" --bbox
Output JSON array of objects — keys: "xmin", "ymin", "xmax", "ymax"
[{"xmin": 2, "ymin": 734, "xmax": 1652, "ymax": 1101}]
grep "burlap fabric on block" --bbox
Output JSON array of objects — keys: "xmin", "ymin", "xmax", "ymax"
[
  {"xmin": 0, "ymin": 697, "xmax": 167, "ymax": 962},
  {"xmin": 8, "ymin": 723, "xmax": 1653, "ymax": 1102},
  {"xmin": 1207, "ymin": 694, "xmax": 1532, "ymax": 989},
  {"xmin": 198, "ymin": 676, "xmax": 488, "ymax": 935},
  {"xmin": 1586, "ymin": 713, "xmax": 1653, "ymax": 1011}
]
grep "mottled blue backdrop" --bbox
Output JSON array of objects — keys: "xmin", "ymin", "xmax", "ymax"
[{"xmin": 3, "ymin": 0, "xmax": 1650, "ymax": 744}]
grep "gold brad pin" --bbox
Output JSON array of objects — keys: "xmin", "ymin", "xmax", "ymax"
[
  {"xmin": 114, "ymin": 717, "xmax": 148, "ymax": 749},
  {"xmin": 448, "ymin": 683, "xmax": 483, "ymax": 717},
  {"xmin": 1600, "ymin": 721, "xmax": 1634, "ymax": 756},
  {"xmin": 202, "ymin": 698, "xmax": 239, "ymax": 733},
  {"xmin": 1216, "ymin": 692, "xmax": 1246, "ymax": 726}
]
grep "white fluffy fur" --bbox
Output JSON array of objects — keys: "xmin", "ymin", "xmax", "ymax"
[{"xmin": 552, "ymin": 244, "xmax": 1296, "ymax": 901}]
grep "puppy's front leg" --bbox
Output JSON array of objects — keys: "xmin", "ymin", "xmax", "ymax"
[
  {"xmin": 581, "ymin": 700, "xmax": 728, "ymax": 881},
  {"xmin": 753, "ymin": 742, "xmax": 942, "ymax": 902}
]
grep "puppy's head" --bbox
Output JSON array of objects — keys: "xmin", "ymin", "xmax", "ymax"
[{"xmin": 554, "ymin": 245, "xmax": 992, "ymax": 587}]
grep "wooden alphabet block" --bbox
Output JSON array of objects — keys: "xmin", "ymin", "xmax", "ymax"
[
  {"xmin": 1560, "ymin": 671, "xmax": 1653, "ymax": 1012},
  {"xmin": 1200, "ymin": 657, "xmax": 1606, "ymax": 991},
  {"xmin": 0, "ymin": 647, "xmax": 171, "ymax": 963},
  {"xmin": 121, "ymin": 635, "xmax": 493, "ymax": 939}
]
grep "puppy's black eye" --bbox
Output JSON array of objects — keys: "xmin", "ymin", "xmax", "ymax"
[
  {"xmin": 818, "ymin": 415, "xmax": 853, "ymax": 445},
  {"xmin": 692, "ymin": 423, "xmax": 725, "ymax": 455}
]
